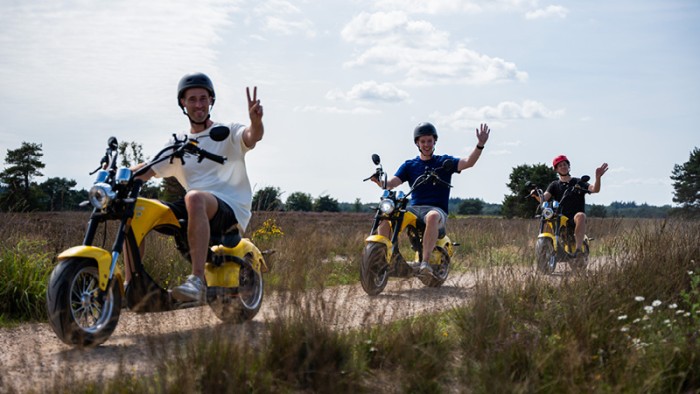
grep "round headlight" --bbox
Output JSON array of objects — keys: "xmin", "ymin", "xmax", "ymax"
[
  {"xmin": 542, "ymin": 207, "xmax": 554, "ymax": 220},
  {"xmin": 379, "ymin": 198, "xmax": 395, "ymax": 214},
  {"xmin": 88, "ymin": 183, "xmax": 116, "ymax": 209}
]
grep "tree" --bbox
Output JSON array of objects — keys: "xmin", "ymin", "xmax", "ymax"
[
  {"xmin": 285, "ymin": 191, "xmax": 313, "ymax": 211},
  {"xmin": 671, "ymin": 147, "xmax": 700, "ymax": 216},
  {"xmin": 252, "ymin": 186, "xmax": 283, "ymax": 211},
  {"xmin": 501, "ymin": 163, "xmax": 557, "ymax": 219},
  {"xmin": 0, "ymin": 142, "xmax": 45, "ymax": 211},
  {"xmin": 588, "ymin": 204, "xmax": 607, "ymax": 218},
  {"xmin": 118, "ymin": 141, "xmax": 145, "ymax": 168},
  {"xmin": 352, "ymin": 198, "xmax": 363, "ymax": 212},
  {"xmin": 457, "ymin": 198, "xmax": 485, "ymax": 215},
  {"xmin": 313, "ymin": 194, "xmax": 340, "ymax": 212},
  {"xmin": 116, "ymin": 140, "xmax": 163, "ymax": 199},
  {"xmin": 39, "ymin": 177, "xmax": 77, "ymax": 211}
]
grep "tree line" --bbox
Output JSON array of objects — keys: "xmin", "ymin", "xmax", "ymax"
[{"xmin": 2, "ymin": 142, "xmax": 699, "ymax": 219}]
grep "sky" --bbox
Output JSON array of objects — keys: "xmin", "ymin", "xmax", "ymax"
[{"xmin": 1, "ymin": 0, "xmax": 698, "ymax": 207}]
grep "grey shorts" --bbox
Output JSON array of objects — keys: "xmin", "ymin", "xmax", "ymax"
[{"xmin": 408, "ymin": 205, "xmax": 447, "ymax": 234}]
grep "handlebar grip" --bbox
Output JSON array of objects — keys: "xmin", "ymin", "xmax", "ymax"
[{"xmin": 200, "ymin": 149, "xmax": 226, "ymax": 164}]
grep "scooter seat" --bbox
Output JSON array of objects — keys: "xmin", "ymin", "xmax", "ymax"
[{"xmin": 210, "ymin": 228, "xmax": 242, "ymax": 248}]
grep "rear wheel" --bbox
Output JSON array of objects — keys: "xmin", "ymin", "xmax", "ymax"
[
  {"xmin": 210, "ymin": 255, "xmax": 264, "ymax": 323},
  {"xmin": 360, "ymin": 242, "xmax": 389, "ymax": 296},
  {"xmin": 419, "ymin": 248, "xmax": 450, "ymax": 288},
  {"xmin": 535, "ymin": 238, "xmax": 556, "ymax": 274},
  {"xmin": 46, "ymin": 258, "xmax": 121, "ymax": 347}
]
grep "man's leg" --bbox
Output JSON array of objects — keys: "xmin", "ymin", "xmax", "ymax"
[
  {"xmin": 377, "ymin": 221, "xmax": 391, "ymax": 239},
  {"xmin": 171, "ymin": 191, "xmax": 219, "ymax": 302},
  {"xmin": 573, "ymin": 212, "xmax": 587, "ymax": 252},
  {"xmin": 184, "ymin": 190, "xmax": 219, "ymax": 278},
  {"xmin": 421, "ymin": 210, "xmax": 442, "ymax": 263}
]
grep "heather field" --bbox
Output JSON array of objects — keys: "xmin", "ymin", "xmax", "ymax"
[{"xmin": 0, "ymin": 211, "xmax": 699, "ymax": 393}]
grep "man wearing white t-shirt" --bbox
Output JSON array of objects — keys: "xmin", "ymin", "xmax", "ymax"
[{"xmin": 133, "ymin": 72, "xmax": 264, "ymax": 303}]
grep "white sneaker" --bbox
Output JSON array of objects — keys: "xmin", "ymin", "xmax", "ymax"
[
  {"xmin": 418, "ymin": 261, "xmax": 434, "ymax": 277},
  {"xmin": 172, "ymin": 275, "xmax": 206, "ymax": 303}
]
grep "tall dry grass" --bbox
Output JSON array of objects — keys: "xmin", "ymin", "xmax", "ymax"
[{"xmin": 1, "ymin": 212, "xmax": 698, "ymax": 392}]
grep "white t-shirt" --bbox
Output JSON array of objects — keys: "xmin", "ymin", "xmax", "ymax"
[{"xmin": 151, "ymin": 122, "xmax": 253, "ymax": 231}]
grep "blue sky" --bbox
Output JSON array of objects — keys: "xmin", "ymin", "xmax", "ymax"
[{"xmin": 1, "ymin": 0, "xmax": 698, "ymax": 207}]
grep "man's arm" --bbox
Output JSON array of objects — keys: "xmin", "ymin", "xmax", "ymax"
[
  {"xmin": 588, "ymin": 162, "xmax": 609, "ymax": 194},
  {"xmin": 372, "ymin": 175, "xmax": 403, "ymax": 190},
  {"xmin": 243, "ymin": 86, "xmax": 264, "ymax": 149},
  {"xmin": 457, "ymin": 123, "xmax": 490, "ymax": 172},
  {"xmin": 131, "ymin": 162, "xmax": 155, "ymax": 182}
]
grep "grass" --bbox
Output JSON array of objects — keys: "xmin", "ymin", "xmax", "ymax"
[{"xmin": 1, "ymin": 212, "xmax": 699, "ymax": 392}]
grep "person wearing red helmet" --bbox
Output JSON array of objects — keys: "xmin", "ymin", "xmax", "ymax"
[
  {"xmin": 372, "ymin": 121, "xmax": 490, "ymax": 277},
  {"xmin": 127, "ymin": 73, "xmax": 265, "ymax": 303},
  {"xmin": 543, "ymin": 155, "xmax": 608, "ymax": 256}
]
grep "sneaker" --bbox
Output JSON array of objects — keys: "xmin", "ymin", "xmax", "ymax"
[
  {"xmin": 418, "ymin": 261, "xmax": 434, "ymax": 277},
  {"xmin": 172, "ymin": 275, "xmax": 206, "ymax": 303}
]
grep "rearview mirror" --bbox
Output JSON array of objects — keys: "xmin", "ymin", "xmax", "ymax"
[
  {"xmin": 371, "ymin": 154, "xmax": 381, "ymax": 165},
  {"xmin": 210, "ymin": 126, "xmax": 230, "ymax": 142},
  {"xmin": 581, "ymin": 175, "xmax": 591, "ymax": 183}
]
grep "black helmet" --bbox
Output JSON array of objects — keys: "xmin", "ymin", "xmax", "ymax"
[
  {"xmin": 413, "ymin": 122, "xmax": 438, "ymax": 143},
  {"xmin": 177, "ymin": 72, "xmax": 215, "ymax": 108}
]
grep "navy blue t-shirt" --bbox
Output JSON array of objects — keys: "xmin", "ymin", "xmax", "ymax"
[{"xmin": 395, "ymin": 154, "xmax": 459, "ymax": 213}]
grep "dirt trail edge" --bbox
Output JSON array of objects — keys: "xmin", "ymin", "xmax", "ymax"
[{"xmin": 0, "ymin": 264, "xmax": 566, "ymax": 392}]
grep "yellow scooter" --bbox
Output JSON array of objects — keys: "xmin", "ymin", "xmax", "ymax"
[{"xmin": 46, "ymin": 126, "xmax": 268, "ymax": 347}]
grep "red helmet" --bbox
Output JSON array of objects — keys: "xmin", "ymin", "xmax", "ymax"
[{"xmin": 552, "ymin": 155, "xmax": 570, "ymax": 169}]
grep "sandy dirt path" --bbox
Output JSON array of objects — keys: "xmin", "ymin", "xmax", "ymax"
[{"xmin": 1, "ymin": 263, "xmax": 575, "ymax": 393}]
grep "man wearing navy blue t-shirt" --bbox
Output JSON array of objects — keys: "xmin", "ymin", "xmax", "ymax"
[{"xmin": 371, "ymin": 122, "xmax": 490, "ymax": 277}]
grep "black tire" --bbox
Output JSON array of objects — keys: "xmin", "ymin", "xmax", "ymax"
[
  {"xmin": 535, "ymin": 238, "xmax": 556, "ymax": 274},
  {"xmin": 210, "ymin": 255, "xmax": 264, "ymax": 323},
  {"xmin": 419, "ymin": 248, "xmax": 450, "ymax": 288},
  {"xmin": 46, "ymin": 258, "xmax": 121, "ymax": 347},
  {"xmin": 360, "ymin": 242, "xmax": 389, "ymax": 296}
]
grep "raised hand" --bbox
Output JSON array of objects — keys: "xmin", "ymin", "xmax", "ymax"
[
  {"xmin": 247, "ymin": 86, "xmax": 263, "ymax": 126},
  {"xmin": 476, "ymin": 123, "xmax": 490, "ymax": 146},
  {"xmin": 596, "ymin": 163, "xmax": 609, "ymax": 178}
]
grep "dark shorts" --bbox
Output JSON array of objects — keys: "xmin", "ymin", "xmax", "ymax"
[
  {"xmin": 408, "ymin": 205, "xmax": 447, "ymax": 237},
  {"xmin": 164, "ymin": 195, "xmax": 239, "ymax": 235}
]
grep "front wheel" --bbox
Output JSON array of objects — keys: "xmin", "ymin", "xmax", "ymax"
[
  {"xmin": 360, "ymin": 242, "xmax": 389, "ymax": 296},
  {"xmin": 209, "ymin": 255, "xmax": 264, "ymax": 323},
  {"xmin": 535, "ymin": 238, "xmax": 556, "ymax": 274},
  {"xmin": 46, "ymin": 258, "xmax": 122, "ymax": 347}
]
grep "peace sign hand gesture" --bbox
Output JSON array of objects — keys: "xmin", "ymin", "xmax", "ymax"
[{"xmin": 247, "ymin": 86, "xmax": 263, "ymax": 127}]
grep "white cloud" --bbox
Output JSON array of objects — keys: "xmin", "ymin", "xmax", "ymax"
[
  {"xmin": 525, "ymin": 5, "xmax": 569, "ymax": 20},
  {"xmin": 293, "ymin": 105, "xmax": 381, "ymax": 114},
  {"xmin": 434, "ymin": 100, "xmax": 565, "ymax": 129},
  {"xmin": 0, "ymin": 1, "xmax": 238, "ymax": 119},
  {"xmin": 253, "ymin": 0, "xmax": 316, "ymax": 37},
  {"xmin": 371, "ymin": 0, "xmax": 566, "ymax": 19},
  {"xmin": 341, "ymin": 11, "xmax": 527, "ymax": 85},
  {"xmin": 372, "ymin": 0, "xmax": 483, "ymax": 14},
  {"xmin": 326, "ymin": 81, "xmax": 410, "ymax": 103}
]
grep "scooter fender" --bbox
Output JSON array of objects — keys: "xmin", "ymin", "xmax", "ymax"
[
  {"xmin": 364, "ymin": 234, "xmax": 393, "ymax": 263},
  {"xmin": 207, "ymin": 239, "xmax": 267, "ymax": 287},
  {"xmin": 435, "ymin": 235, "xmax": 455, "ymax": 258},
  {"xmin": 57, "ymin": 246, "xmax": 123, "ymax": 292},
  {"xmin": 537, "ymin": 232, "xmax": 556, "ymax": 242}
]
